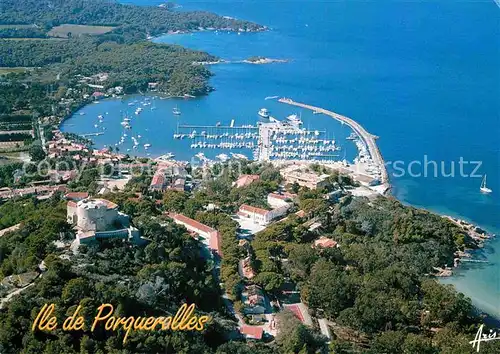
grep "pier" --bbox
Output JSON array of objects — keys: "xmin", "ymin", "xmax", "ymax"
[
  {"xmin": 81, "ymin": 132, "xmax": 104, "ymax": 137},
  {"xmin": 278, "ymin": 98, "xmax": 389, "ymax": 185}
]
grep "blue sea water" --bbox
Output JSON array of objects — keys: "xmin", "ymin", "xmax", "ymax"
[{"xmin": 61, "ymin": 1, "xmax": 500, "ymax": 316}]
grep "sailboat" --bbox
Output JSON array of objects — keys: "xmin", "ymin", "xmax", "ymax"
[
  {"xmin": 480, "ymin": 175, "xmax": 492, "ymax": 194},
  {"xmin": 172, "ymin": 106, "xmax": 181, "ymax": 115}
]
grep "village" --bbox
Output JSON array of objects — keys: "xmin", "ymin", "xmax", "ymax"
[
  {"xmin": 0, "ymin": 123, "xmax": 488, "ymax": 347},
  {"xmin": 0, "ymin": 124, "xmax": 386, "ymax": 341}
]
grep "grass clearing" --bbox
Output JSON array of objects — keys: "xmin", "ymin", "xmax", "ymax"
[
  {"xmin": 1, "ymin": 37, "xmax": 67, "ymax": 41},
  {"xmin": 48, "ymin": 24, "xmax": 115, "ymax": 38},
  {"xmin": 0, "ymin": 67, "xmax": 33, "ymax": 75}
]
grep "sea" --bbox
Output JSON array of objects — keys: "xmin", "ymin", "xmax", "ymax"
[{"xmin": 61, "ymin": 0, "xmax": 500, "ymax": 317}]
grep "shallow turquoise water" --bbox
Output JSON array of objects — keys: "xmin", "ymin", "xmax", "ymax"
[{"xmin": 62, "ymin": 0, "xmax": 500, "ymax": 317}]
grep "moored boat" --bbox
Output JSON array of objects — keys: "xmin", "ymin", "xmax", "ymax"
[{"xmin": 258, "ymin": 108, "xmax": 270, "ymax": 118}]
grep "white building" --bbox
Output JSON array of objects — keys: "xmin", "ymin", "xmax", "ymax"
[
  {"xmin": 280, "ymin": 165, "xmax": 329, "ymax": 189},
  {"xmin": 238, "ymin": 204, "xmax": 289, "ymax": 226},
  {"xmin": 267, "ymin": 192, "xmax": 296, "ymax": 209},
  {"xmin": 168, "ymin": 213, "xmax": 221, "ymax": 256}
]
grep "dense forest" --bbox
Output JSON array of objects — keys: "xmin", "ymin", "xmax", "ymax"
[
  {"xmin": 0, "ymin": 196, "xmax": 241, "ymax": 353},
  {"xmin": 0, "ymin": 38, "xmax": 216, "ymax": 95},
  {"xmin": 0, "ymin": 0, "xmax": 265, "ymax": 40},
  {"xmin": 0, "ymin": 0, "xmax": 265, "ymax": 98}
]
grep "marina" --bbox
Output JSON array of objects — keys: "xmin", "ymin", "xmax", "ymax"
[
  {"xmin": 173, "ymin": 116, "xmax": 343, "ymax": 162},
  {"xmin": 278, "ymin": 98, "xmax": 389, "ymax": 187}
]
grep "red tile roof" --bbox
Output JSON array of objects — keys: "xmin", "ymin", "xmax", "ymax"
[
  {"xmin": 67, "ymin": 201, "xmax": 77, "ymax": 208},
  {"xmin": 235, "ymin": 174, "xmax": 260, "ymax": 188},
  {"xmin": 314, "ymin": 236, "xmax": 337, "ymax": 248},
  {"xmin": 209, "ymin": 230, "xmax": 222, "ymax": 256},
  {"xmin": 239, "ymin": 204, "xmax": 269, "ymax": 216},
  {"xmin": 295, "ymin": 210, "xmax": 306, "ymax": 218},
  {"xmin": 99, "ymin": 199, "xmax": 118, "ymax": 210},
  {"xmin": 65, "ymin": 192, "xmax": 89, "ymax": 200},
  {"xmin": 169, "ymin": 213, "xmax": 221, "ymax": 256},
  {"xmin": 151, "ymin": 173, "xmax": 165, "ymax": 186},
  {"xmin": 240, "ymin": 325, "xmax": 263, "ymax": 340},
  {"xmin": 268, "ymin": 193, "xmax": 289, "ymax": 201},
  {"xmin": 287, "ymin": 304, "xmax": 305, "ymax": 323},
  {"xmin": 169, "ymin": 213, "xmax": 217, "ymax": 234}
]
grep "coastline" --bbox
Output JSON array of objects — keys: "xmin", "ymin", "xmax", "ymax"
[
  {"xmin": 275, "ymin": 97, "xmax": 496, "ymax": 283},
  {"xmin": 59, "ymin": 10, "xmax": 497, "ymax": 322}
]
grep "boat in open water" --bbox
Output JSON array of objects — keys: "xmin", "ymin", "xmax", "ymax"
[{"xmin": 480, "ymin": 175, "xmax": 492, "ymax": 194}]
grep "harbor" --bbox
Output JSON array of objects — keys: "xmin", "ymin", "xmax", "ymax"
[
  {"xmin": 173, "ymin": 112, "xmax": 342, "ymax": 162},
  {"xmin": 63, "ymin": 93, "xmax": 386, "ymax": 191},
  {"xmin": 278, "ymin": 98, "xmax": 389, "ymax": 188}
]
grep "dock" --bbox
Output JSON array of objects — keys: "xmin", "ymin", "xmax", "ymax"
[
  {"xmin": 278, "ymin": 98, "xmax": 389, "ymax": 185},
  {"xmin": 175, "ymin": 121, "xmax": 340, "ymax": 162},
  {"xmin": 81, "ymin": 132, "xmax": 104, "ymax": 137}
]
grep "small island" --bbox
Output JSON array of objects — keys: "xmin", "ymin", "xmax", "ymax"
[{"xmin": 243, "ymin": 56, "xmax": 289, "ymax": 64}]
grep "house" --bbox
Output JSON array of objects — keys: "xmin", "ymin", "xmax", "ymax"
[
  {"xmin": 64, "ymin": 192, "xmax": 89, "ymax": 201},
  {"xmin": 241, "ymin": 285, "xmax": 267, "ymax": 314},
  {"xmin": 169, "ymin": 178, "xmax": 185, "ymax": 192},
  {"xmin": 149, "ymin": 172, "xmax": 167, "ymax": 192},
  {"xmin": 91, "ymin": 91, "xmax": 105, "ymax": 99},
  {"xmin": 267, "ymin": 192, "xmax": 296, "ymax": 209},
  {"xmin": 284, "ymin": 303, "xmax": 313, "ymax": 326},
  {"xmin": 240, "ymin": 326, "xmax": 264, "ymax": 340},
  {"xmin": 168, "ymin": 213, "xmax": 221, "ymax": 256},
  {"xmin": 325, "ymin": 189, "xmax": 343, "ymax": 202},
  {"xmin": 67, "ymin": 198, "xmax": 143, "ymax": 245},
  {"xmin": 238, "ymin": 204, "xmax": 289, "ymax": 226},
  {"xmin": 295, "ymin": 210, "xmax": 306, "ymax": 218},
  {"xmin": 238, "ymin": 204, "xmax": 272, "ymax": 225},
  {"xmin": 148, "ymin": 82, "xmax": 159, "ymax": 91},
  {"xmin": 313, "ymin": 236, "xmax": 337, "ymax": 248},
  {"xmin": 239, "ymin": 257, "xmax": 256, "ymax": 279},
  {"xmin": 234, "ymin": 174, "xmax": 260, "ymax": 188},
  {"xmin": 280, "ymin": 165, "xmax": 329, "ymax": 189}
]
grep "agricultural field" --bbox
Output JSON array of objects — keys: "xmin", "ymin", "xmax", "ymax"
[{"xmin": 48, "ymin": 24, "xmax": 115, "ymax": 38}]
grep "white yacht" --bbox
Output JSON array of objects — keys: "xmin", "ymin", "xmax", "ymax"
[
  {"xmin": 216, "ymin": 153, "xmax": 229, "ymax": 162},
  {"xmin": 346, "ymin": 132, "xmax": 358, "ymax": 140},
  {"xmin": 286, "ymin": 114, "xmax": 303, "ymax": 126},
  {"xmin": 480, "ymin": 175, "xmax": 492, "ymax": 194},
  {"xmin": 258, "ymin": 108, "xmax": 270, "ymax": 118},
  {"xmin": 173, "ymin": 106, "xmax": 181, "ymax": 115}
]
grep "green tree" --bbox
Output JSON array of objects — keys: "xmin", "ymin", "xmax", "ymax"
[{"xmin": 29, "ymin": 144, "xmax": 46, "ymax": 162}]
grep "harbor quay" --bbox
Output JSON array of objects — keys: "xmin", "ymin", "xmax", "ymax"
[{"xmin": 278, "ymin": 98, "xmax": 389, "ymax": 190}]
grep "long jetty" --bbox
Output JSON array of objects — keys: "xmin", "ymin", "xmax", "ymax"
[{"xmin": 278, "ymin": 98, "xmax": 389, "ymax": 185}]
